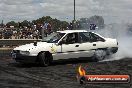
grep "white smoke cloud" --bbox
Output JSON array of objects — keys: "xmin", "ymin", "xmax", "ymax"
[{"xmin": 96, "ymin": 23, "xmax": 132, "ymax": 61}]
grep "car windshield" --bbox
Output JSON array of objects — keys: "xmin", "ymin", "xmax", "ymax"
[{"xmin": 42, "ymin": 32, "xmax": 65, "ymax": 43}]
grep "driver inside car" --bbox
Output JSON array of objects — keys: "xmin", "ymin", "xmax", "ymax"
[{"xmin": 66, "ymin": 33, "xmax": 76, "ymax": 44}]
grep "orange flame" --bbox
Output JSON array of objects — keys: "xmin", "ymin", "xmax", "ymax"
[{"xmin": 78, "ymin": 66, "xmax": 86, "ymax": 76}]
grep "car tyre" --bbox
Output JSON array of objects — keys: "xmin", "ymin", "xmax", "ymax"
[
  {"xmin": 92, "ymin": 50, "xmax": 106, "ymax": 62},
  {"xmin": 38, "ymin": 52, "xmax": 51, "ymax": 66}
]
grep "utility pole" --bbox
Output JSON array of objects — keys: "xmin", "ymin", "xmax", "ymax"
[
  {"xmin": 1, "ymin": 20, "xmax": 3, "ymax": 28},
  {"xmin": 73, "ymin": 0, "xmax": 76, "ymax": 29},
  {"xmin": 74, "ymin": 0, "xmax": 75, "ymax": 22}
]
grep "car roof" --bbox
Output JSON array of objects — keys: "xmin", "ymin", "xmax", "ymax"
[{"xmin": 57, "ymin": 30, "xmax": 88, "ymax": 33}]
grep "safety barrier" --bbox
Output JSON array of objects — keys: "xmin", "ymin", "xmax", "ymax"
[
  {"xmin": 0, "ymin": 39, "xmax": 41, "ymax": 57},
  {"xmin": 0, "ymin": 48, "xmax": 12, "ymax": 57}
]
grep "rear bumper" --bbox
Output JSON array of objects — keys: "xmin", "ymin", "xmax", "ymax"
[
  {"xmin": 111, "ymin": 47, "xmax": 118, "ymax": 53},
  {"xmin": 12, "ymin": 53, "xmax": 37, "ymax": 63}
]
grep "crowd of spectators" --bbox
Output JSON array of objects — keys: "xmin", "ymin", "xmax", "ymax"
[
  {"xmin": 0, "ymin": 27, "xmax": 40, "ymax": 39},
  {"xmin": 0, "ymin": 22, "xmax": 75, "ymax": 39}
]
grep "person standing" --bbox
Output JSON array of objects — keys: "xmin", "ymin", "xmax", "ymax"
[{"xmin": 68, "ymin": 22, "xmax": 73, "ymax": 30}]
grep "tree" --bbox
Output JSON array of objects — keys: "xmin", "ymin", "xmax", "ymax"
[
  {"xmin": 61, "ymin": 21, "xmax": 69, "ymax": 29},
  {"xmin": 89, "ymin": 15, "xmax": 104, "ymax": 29},
  {"xmin": 32, "ymin": 16, "xmax": 69, "ymax": 31},
  {"xmin": 21, "ymin": 20, "xmax": 31, "ymax": 28},
  {"xmin": 6, "ymin": 21, "xmax": 18, "ymax": 28},
  {"xmin": 5, "ymin": 16, "xmax": 69, "ymax": 31},
  {"xmin": 78, "ymin": 15, "xmax": 105, "ymax": 29}
]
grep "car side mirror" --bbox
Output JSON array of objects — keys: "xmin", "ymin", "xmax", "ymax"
[
  {"xmin": 33, "ymin": 41, "xmax": 37, "ymax": 46},
  {"xmin": 58, "ymin": 41, "xmax": 63, "ymax": 45}
]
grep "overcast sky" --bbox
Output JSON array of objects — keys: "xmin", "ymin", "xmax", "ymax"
[{"xmin": 0, "ymin": 0, "xmax": 132, "ymax": 24}]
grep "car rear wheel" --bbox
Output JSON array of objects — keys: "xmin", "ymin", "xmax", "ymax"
[
  {"xmin": 92, "ymin": 50, "xmax": 106, "ymax": 62},
  {"xmin": 38, "ymin": 52, "xmax": 51, "ymax": 66}
]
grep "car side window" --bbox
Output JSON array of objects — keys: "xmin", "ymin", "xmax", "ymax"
[
  {"xmin": 89, "ymin": 32, "xmax": 105, "ymax": 42},
  {"xmin": 62, "ymin": 33, "xmax": 78, "ymax": 44},
  {"xmin": 79, "ymin": 32, "xmax": 91, "ymax": 43}
]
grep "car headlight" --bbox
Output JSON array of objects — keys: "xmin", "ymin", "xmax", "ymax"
[{"xmin": 20, "ymin": 51, "xmax": 30, "ymax": 55}]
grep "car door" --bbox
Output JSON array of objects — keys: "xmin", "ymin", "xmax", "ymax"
[
  {"xmin": 89, "ymin": 32, "xmax": 106, "ymax": 49},
  {"xmin": 77, "ymin": 32, "xmax": 95, "ymax": 58},
  {"xmin": 53, "ymin": 33, "xmax": 82, "ymax": 60},
  {"xmin": 61, "ymin": 33, "xmax": 83, "ymax": 59}
]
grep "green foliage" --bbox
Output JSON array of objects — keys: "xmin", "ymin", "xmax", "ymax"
[
  {"xmin": 6, "ymin": 21, "xmax": 18, "ymax": 28},
  {"xmin": 33, "ymin": 16, "xmax": 69, "ymax": 31},
  {"xmin": 78, "ymin": 15, "xmax": 105, "ymax": 29},
  {"xmin": 5, "ymin": 16, "xmax": 69, "ymax": 31},
  {"xmin": 21, "ymin": 20, "xmax": 30, "ymax": 27},
  {"xmin": 89, "ymin": 15, "xmax": 104, "ymax": 28},
  {"xmin": 5, "ymin": 15, "xmax": 105, "ymax": 31}
]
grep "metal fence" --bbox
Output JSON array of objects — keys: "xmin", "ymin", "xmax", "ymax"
[{"xmin": 0, "ymin": 39, "xmax": 41, "ymax": 57}]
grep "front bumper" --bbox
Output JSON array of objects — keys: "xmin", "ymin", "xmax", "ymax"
[{"xmin": 11, "ymin": 53, "xmax": 37, "ymax": 63}]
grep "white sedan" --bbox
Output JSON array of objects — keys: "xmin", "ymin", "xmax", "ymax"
[{"xmin": 11, "ymin": 30, "xmax": 118, "ymax": 66}]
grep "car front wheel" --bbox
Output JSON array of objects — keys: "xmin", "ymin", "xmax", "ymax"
[{"xmin": 38, "ymin": 52, "xmax": 51, "ymax": 66}]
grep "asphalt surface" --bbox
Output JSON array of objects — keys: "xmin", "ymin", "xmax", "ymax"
[{"xmin": 0, "ymin": 57, "xmax": 132, "ymax": 88}]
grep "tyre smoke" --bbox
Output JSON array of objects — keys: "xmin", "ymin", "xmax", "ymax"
[{"xmin": 95, "ymin": 23, "xmax": 132, "ymax": 60}]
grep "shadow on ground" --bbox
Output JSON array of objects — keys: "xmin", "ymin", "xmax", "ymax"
[{"xmin": 8, "ymin": 57, "xmax": 94, "ymax": 68}]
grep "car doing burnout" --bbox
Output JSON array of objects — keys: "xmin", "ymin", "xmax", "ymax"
[{"xmin": 11, "ymin": 30, "xmax": 118, "ymax": 66}]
